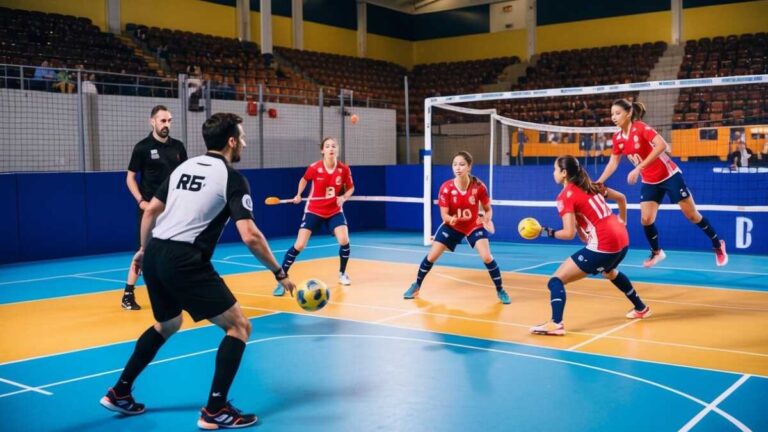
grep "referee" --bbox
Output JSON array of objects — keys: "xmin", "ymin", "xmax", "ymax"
[
  {"xmin": 123, "ymin": 105, "xmax": 187, "ymax": 310},
  {"xmin": 101, "ymin": 113, "xmax": 296, "ymax": 428}
]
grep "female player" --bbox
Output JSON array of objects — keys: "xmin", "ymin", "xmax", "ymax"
[
  {"xmin": 273, "ymin": 137, "xmax": 354, "ymax": 296},
  {"xmin": 531, "ymin": 155, "xmax": 651, "ymax": 336},
  {"xmin": 596, "ymin": 99, "xmax": 727, "ymax": 267},
  {"xmin": 403, "ymin": 151, "xmax": 510, "ymax": 304}
]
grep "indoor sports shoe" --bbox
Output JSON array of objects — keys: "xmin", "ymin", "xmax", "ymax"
[
  {"xmin": 529, "ymin": 320, "xmax": 566, "ymax": 336},
  {"xmin": 403, "ymin": 283, "xmax": 420, "ymax": 299},
  {"xmin": 272, "ymin": 283, "xmax": 285, "ymax": 296},
  {"xmin": 339, "ymin": 272, "xmax": 351, "ymax": 285},
  {"xmin": 496, "ymin": 288, "xmax": 511, "ymax": 305},
  {"xmin": 714, "ymin": 240, "xmax": 728, "ymax": 267},
  {"xmin": 625, "ymin": 306, "xmax": 652, "ymax": 319},
  {"xmin": 100, "ymin": 388, "xmax": 145, "ymax": 415},
  {"xmin": 121, "ymin": 292, "xmax": 141, "ymax": 310},
  {"xmin": 642, "ymin": 249, "xmax": 666, "ymax": 268},
  {"xmin": 197, "ymin": 402, "xmax": 257, "ymax": 430}
]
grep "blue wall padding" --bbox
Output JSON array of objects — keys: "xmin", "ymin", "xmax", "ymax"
[{"xmin": 0, "ymin": 175, "xmax": 20, "ymax": 263}]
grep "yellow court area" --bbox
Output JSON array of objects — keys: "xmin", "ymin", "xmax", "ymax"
[{"xmin": 3, "ymin": 257, "xmax": 766, "ymax": 376}]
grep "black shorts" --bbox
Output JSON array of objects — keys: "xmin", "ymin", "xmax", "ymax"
[{"xmin": 142, "ymin": 239, "xmax": 236, "ymax": 323}]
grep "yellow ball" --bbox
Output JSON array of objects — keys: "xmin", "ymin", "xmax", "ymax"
[
  {"xmin": 296, "ymin": 279, "xmax": 330, "ymax": 312},
  {"xmin": 518, "ymin": 217, "xmax": 542, "ymax": 240}
]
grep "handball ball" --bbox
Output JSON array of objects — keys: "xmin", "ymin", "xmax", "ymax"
[
  {"xmin": 296, "ymin": 279, "xmax": 330, "ymax": 312},
  {"xmin": 518, "ymin": 217, "xmax": 542, "ymax": 240},
  {"xmin": 350, "ymin": 114, "xmax": 359, "ymax": 124}
]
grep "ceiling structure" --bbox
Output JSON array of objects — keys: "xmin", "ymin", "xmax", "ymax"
[{"xmin": 364, "ymin": 0, "xmax": 508, "ymax": 15}]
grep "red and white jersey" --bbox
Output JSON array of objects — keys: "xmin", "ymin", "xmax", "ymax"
[
  {"xmin": 557, "ymin": 183, "xmax": 628, "ymax": 253},
  {"xmin": 438, "ymin": 178, "xmax": 490, "ymax": 236},
  {"xmin": 304, "ymin": 160, "xmax": 354, "ymax": 218},
  {"xmin": 612, "ymin": 120, "xmax": 680, "ymax": 184}
]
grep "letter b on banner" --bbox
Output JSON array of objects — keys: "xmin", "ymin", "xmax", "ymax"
[{"xmin": 736, "ymin": 217, "xmax": 753, "ymax": 249}]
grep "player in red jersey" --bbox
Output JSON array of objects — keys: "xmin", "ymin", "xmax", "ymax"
[
  {"xmin": 531, "ymin": 155, "xmax": 651, "ymax": 336},
  {"xmin": 273, "ymin": 137, "xmax": 355, "ymax": 296},
  {"xmin": 403, "ymin": 151, "xmax": 510, "ymax": 304},
  {"xmin": 596, "ymin": 99, "xmax": 727, "ymax": 268}
]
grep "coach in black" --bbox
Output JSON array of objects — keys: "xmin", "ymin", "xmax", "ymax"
[
  {"xmin": 122, "ymin": 105, "xmax": 188, "ymax": 310},
  {"xmin": 101, "ymin": 113, "xmax": 296, "ymax": 429}
]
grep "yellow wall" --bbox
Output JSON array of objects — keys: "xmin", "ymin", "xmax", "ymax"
[
  {"xmin": 368, "ymin": 34, "xmax": 413, "ymax": 68},
  {"xmin": 303, "ymin": 21, "xmax": 357, "ymax": 57},
  {"xmin": 683, "ymin": 1, "xmax": 768, "ymax": 41},
  {"xmin": 0, "ymin": 0, "xmax": 106, "ymax": 31},
  {"xmin": 412, "ymin": 29, "xmax": 527, "ymax": 65},
  {"xmin": 272, "ymin": 14, "xmax": 293, "ymax": 48},
  {"xmin": 537, "ymin": 11, "xmax": 671, "ymax": 53},
  {"xmin": 121, "ymin": 0, "xmax": 235, "ymax": 37}
]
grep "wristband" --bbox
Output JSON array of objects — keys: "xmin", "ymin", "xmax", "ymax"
[{"xmin": 273, "ymin": 268, "xmax": 287, "ymax": 281}]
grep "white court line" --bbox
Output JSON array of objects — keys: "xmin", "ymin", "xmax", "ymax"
[
  {"xmin": 679, "ymin": 374, "xmax": 752, "ymax": 432},
  {"xmin": 0, "ymin": 267, "xmax": 128, "ymax": 286},
  {"xmin": 73, "ymin": 275, "xmax": 125, "ymax": 284},
  {"xmin": 0, "ymin": 377, "xmax": 53, "ymax": 396},
  {"xmin": 221, "ymin": 243, "xmax": 338, "ymax": 260},
  {"xmin": 0, "ymin": 329, "xmax": 750, "ymax": 431},
  {"xmin": 374, "ymin": 311, "xmax": 416, "ymax": 323},
  {"xmin": 567, "ymin": 320, "xmax": 640, "ymax": 351},
  {"xmin": 621, "ymin": 263, "xmax": 768, "ymax": 277},
  {"xmin": 236, "ymin": 290, "xmax": 768, "ymax": 360}
]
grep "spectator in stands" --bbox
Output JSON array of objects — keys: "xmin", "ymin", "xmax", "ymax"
[
  {"xmin": 729, "ymin": 131, "xmax": 746, "ymax": 155},
  {"xmin": 515, "ymin": 128, "xmax": 528, "ymax": 165},
  {"xmin": 33, "ymin": 60, "xmax": 55, "ymax": 90},
  {"xmin": 730, "ymin": 140, "xmax": 756, "ymax": 169},
  {"xmin": 187, "ymin": 65, "xmax": 203, "ymax": 97},
  {"xmin": 53, "ymin": 66, "xmax": 75, "ymax": 94},
  {"xmin": 758, "ymin": 141, "xmax": 768, "ymax": 166},
  {"xmin": 81, "ymin": 73, "xmax": 98, "ymax": 94}
]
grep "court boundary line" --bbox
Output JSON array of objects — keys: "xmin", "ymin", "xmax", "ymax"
[
  {"xmin": 679, "ymin": 374, "xmax": 752, "ymax": 432},
  {"xmin": 0, "ymin": 320, "xmax": 750, "ymax": 431},
  {"xmin": 0, "ymin": 377, "xmax": 53, "ymax": 396},
  {"xmin": 567, "ymin": 320, "xmax": 641, "ymax": 351}
]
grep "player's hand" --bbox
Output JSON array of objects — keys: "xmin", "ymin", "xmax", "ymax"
[
  {"xmin": 292, "ymin": 194, "xmax": 302, "ymax": 204},
  {"xmin": 540, "ymin": 226, "xmax": 556, "ymax": 238},
  {"xmin": 627, "ymin": 168, "xmax": 640, "ymax": 185},
  {"xmin": 577, "ymin": 227, "xmax": 588, "ymax": 244},
  {"xmin": 448, "ymin": 215, "xmax": 458, "ymax": 226},
  {"xmin": 279, "ymin": 278, "xmax": 296, "ymax": 297},
  {"xmin": 131, "ymin": 249, "xmax": 144, "ymax": 275},
  {"xmin": 139, "ymin": 200, "xmax": 149, "ymax": 210},
  {"xmin": 593, "ymin": 182, "xmax": 608, "ymax": 196},
  {"xmin": 336, "ymin": 196, "xmax": 346, "ymax": 207},
  {"xmin": 617, "ymin": 216, "xmax": 626, "ymax": 226}
]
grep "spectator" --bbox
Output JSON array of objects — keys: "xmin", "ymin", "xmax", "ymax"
[
  {"xmin": 53, "ymin": 66, "xmax": 75, "ymax": 94},
  {"xmin": 729, "ymin": 131, "xmax": 745, "ymax": 155},
  {"xmin": 81, "ymin": 73, "xmax": 98, "ymax": 94},
  {"xmin": 33, "ymin": 60, "xmax": 55, "ymax": 90},
  {"xmin": 515, "ymin": 128, "xmax": 528, "ymax": 165},
  {"xmin": 730, "ymin": 140, "xmax": 755, "ymax": 169},
  {"xmin": 758, "ymin": 141, "xmax": 768, "ymax": 166}
]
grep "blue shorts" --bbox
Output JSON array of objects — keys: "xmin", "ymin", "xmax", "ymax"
[
  {"xmin": 433, "ymin": 224, "xmax": 488, "ymax": 252},
  {"xmin": 571, "ymin": 246, "xmax": 628, "ymax": 275},
  {"xmin": 300, "ymin": 212, "xmax": 347, "ymax": 234},
  {"xmin": 640, "ymin": 172, "xmax": 692, "ymax": 204}
]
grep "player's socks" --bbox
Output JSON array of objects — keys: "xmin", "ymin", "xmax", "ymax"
[
  {"xmin": 610, "ymin": 272, "xmax": 646, "ymax": 311},
  {"xmin": 484, "ymin": 260, "xmax": 503, "ymax": 291},
  {"xmin": 547, "ymin": 277, "xmax": 566, "ymax": 323},
  {"xmin": 114, "ymin": 327, "xmax": 166, "ymax": 395},
  {"xmin": 339, "ymin": 243, "xmax": 350, "ymax": 273},
  {"xmin": 207, "ymin": 336, "xmax": 246, "ymax": 412},
  {"xmin": 695, "ymin": 216, "xmax": 721, "ymax": 248},
  {"xmin": 281, "ymin": 247, "xmax": 301, "ymax": 273},
  {"xmin": 643, "ymin": 223, "xmax": 660, "ymax": 251},
  {"xmin": 416, "ymin": 257, "xmax": 433, "ymax": 287}
]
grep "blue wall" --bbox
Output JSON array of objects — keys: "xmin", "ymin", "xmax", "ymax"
[{"xmin": 1, "ymin": 162, "xmax": 764, "ymax": 264}]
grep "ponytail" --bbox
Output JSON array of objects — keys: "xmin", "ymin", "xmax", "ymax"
[
  {"xmin": 612, "ymin": 98, "xmax": 647, "ymax": 121},
  {"xmin": 556, "ymin": 155, "xmax": 602, "ymax": 195}
]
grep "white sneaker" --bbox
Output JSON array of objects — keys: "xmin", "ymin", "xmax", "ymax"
[
  {"xmin": 339, "ymin": 272, "xmax": 351, "ymax": 285},
  {"xmin": 643, "ymin": 249, "xmax": 666, "ymax": 268}
]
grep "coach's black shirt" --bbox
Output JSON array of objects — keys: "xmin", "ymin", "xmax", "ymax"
[
  {"xmin": 152, "ymin": 153, "xmax": 254, "ymax": 261},
  {"xmin": 128, "ymin": 133, "xmax": 188, "ymax": 201}
]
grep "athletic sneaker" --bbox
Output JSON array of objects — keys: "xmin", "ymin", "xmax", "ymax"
[
  {"xmin": 496, "ymin": 289, "xmax": 511, "ymax": 305},
  {"xmin": 529, "ymin": 320, "xmax": 566, "ymax": 336},
  {"xmin": 100, "ymin": 388, "xmax": 145, "ymax": 415},
  {"xmin": 714, "ymin": 240, "xmax": 728, "ymax": 267},
  {"xmin": 197, "ymin": 402, "xmax": 257, "ymax": 430},
  {"xmin": 642, "ymin": 249, "xmax": 667, "ymax": 268},
  {"xmin": 403, "ymin": 282, "xmax": 420, "ymax": 299},
  {"xmin": 121, "ymin": 291, "xmax": 141, "ymax": 310},
  {"xmin": 339, "ymin": 272, "xmax": 351, "ymax": 285},
  {"xmin": 625, "ymin": 306, "xmax": 652, "ymax": 319},
  {"xmin": 272, "ymin": 283, "xmax": 285, "ymax": 297}
]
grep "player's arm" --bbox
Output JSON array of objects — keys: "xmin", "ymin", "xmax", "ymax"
[
  {"xmin": 542, "ymin": 212, "xmax": 577, "ymax": 241},
  {"xmin": 605, "ymin": 187, "xmax": 627, "ymax": 224},
  {"xmin": 126, "ymin": 170, "xmax": 146, "ymax": 209},
  {"xmin": 235, "ymin": 219, "xmax": 295, "ymax": 295},
  {"xmin": 132, "ymin": 196, "xmax": 165, "ymax": 275},
  {"xmin": 596, "ymin": 153, "xmax": 621, "ymax": 183},
  {"xmin": 628, "ymin": 134, "xmax": 668, "ymax": 185},
  {"xmin": 440, "ymin": 205, "xmax": 457, "ymax": 226},
  {"xmin": 337, "ymin": 185, "xmax": 354, "ymax": 207},
  {"xmin": 480, "ymin": 201, "xmax": 492, "ymax": 222},
  {"xmin": 292, "ymin": 177, "xmax": 308, "ymax": 204}
]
